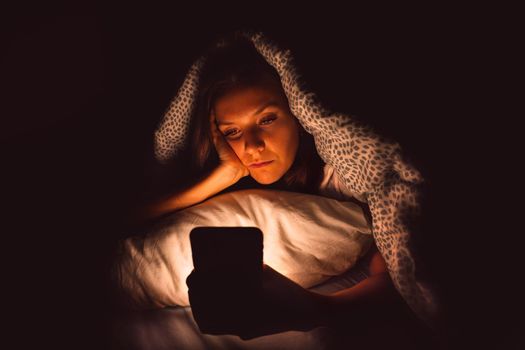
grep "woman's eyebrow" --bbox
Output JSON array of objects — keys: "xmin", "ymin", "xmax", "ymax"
[
  {"xmin": 217, "ymin": 100, "xmax": 280, "ymax": 125},
  {"xmin": 253, "ymin": 100, "xmax": 279, "ymax": 116}
]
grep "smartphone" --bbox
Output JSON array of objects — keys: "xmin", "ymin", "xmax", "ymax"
[
  {"xmin": 189, "ymin": 226, "xmax": 264, "ymax": 275},
  {"xmin": 189, "ymin": 227, "xmax": 264, "ymax": 334}
]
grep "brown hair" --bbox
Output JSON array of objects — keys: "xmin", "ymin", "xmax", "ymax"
[{"xmin": 186, "ymin": 33, "xmax": 325, "ymax": 195}]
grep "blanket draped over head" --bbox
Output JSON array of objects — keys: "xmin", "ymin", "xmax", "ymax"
[{"xmin": 153, "ymin": 31, "xmax": 439, "ymax": 328}]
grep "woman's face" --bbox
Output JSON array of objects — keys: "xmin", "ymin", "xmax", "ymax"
[{"xmin": 213, "ymin": 80, "xmax": 300, "ymax": 184}]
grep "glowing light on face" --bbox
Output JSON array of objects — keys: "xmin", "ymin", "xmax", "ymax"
[{"xmin": 214, "ymin": 81, "xmax": 300, "ymax": 184}]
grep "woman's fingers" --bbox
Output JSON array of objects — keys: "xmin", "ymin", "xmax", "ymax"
[
  {"xmin": 209, "ymin": 112, "xmax": 221, "ymax": 145},
  {"xmin": 188, "ymin": 267, "xmax": 312, "ymax": 338},
  {"xmin": 208, "ymin": 113, "xmax": 249, "ymax": 179},
  {"xmin": 187, "ymin": 270, "xmax": 261, "ymax": 336},
  {"xmin": 187, "ymin": 271, "xmax": 229, "ymax": 333},
  {"xmin": 209, "ymin": 112, "xmax": 228, "ymax": 152}
]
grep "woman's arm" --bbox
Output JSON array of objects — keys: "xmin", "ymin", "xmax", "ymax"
[
  {"xmin": 131, "ymin": 165, "xmax": 245, "ymax": 226},
  {"xmin": 186, "ymin": 243, "xmax": 406, "ymax": 339},
  {"xmin": 310, "ymin": 244, "xmax": 406, "ymax": 329},
  {"xmin": 129, "ymin": 113, "xmax": 250, "ymax": 228}
]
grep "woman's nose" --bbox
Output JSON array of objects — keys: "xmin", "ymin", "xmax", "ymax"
[{"xmin": 244, "ymin": 129, "xmax": 265, "ymax": 155}]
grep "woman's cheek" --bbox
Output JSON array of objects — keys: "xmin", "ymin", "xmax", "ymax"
[{"xmin": 228, "ymin": 141, "xmax": 243, "ymax": 159}]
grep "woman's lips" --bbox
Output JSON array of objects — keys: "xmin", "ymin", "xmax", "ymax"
[{"xmin": 249, "ymin": 160, "xmax": 274, "ymax": 168}]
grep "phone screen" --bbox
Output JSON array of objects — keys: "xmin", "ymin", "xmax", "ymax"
[{"xmin": 189, "ymin": 226, "xmax": 263, "ymax": 275}]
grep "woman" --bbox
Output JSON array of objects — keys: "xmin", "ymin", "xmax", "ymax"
[{"xmin": 134, "ymin": 33, "xmax": 416, "ymax": 340}]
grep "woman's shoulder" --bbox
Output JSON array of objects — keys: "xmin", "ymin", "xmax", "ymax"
[{"xmin": 318, "ymin": 163, "xmax": 367, "ymax": 203}]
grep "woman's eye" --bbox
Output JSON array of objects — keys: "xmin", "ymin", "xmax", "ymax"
[
  {"xmin": 222, "ymin": 116, "xmax": 276, "ymax": 137},
  {"xmin": 260, "ymin": 115, "xmax": 277, "ymax": 125},
  {"xmin": 224, "ymin": 129, "xmax": 238, "ymax": 137}
]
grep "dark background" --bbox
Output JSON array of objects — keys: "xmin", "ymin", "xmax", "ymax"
[{"xmin": 2, "ymin": 3, "xmax": 521, "ymax": 349}]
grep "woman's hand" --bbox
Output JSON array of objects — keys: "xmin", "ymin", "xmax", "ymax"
[
  {"xmin": 210, "ymin": 112, "xmax": 249, "ymax": 181},
  {"xmin": 187, "ymin": 264, "xmax": 328, "ymax": 340},
  {"xmin": 252, "ymin": 265, "xmax": 328, "ymax": 337}
]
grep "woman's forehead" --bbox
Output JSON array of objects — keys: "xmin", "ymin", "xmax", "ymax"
[{"xmin": 214, "ymin": 84, "xmax": 288, "ymax": 123}]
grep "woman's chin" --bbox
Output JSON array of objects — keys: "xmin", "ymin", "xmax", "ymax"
[{"xmin": 250, "ymin": 172, "xmax": 281, "ymax": 185}]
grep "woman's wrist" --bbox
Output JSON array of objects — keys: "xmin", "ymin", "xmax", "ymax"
[
  {"xmin": 307, "ymin": 291, "xmax": 336, "ymax": 329},
  {"xmin": 289, "ymin": 291, "xmax": 336, "ymax": 331},
  {"xmin": 217, "ymin": 164, "xmax": 247, "ymax": 185}
]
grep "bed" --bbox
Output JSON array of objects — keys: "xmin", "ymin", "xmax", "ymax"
[{"xmin": 109, "ymin": 189, "xmax": 426, "ymax": 349}]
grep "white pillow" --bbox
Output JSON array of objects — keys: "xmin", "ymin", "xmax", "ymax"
[{"xmin": 113, "ymin": 189, "xmax": 373, "ymax": 309}]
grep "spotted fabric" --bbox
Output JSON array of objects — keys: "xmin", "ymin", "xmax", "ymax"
[{"xmin": 153, "ymin": 31, "xmax": 439, "ymax": 328}]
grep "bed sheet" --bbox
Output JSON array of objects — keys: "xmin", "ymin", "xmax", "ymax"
[{"xmin": 110, "ymin": 259, "xmax": 371, "ymax": 350}]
